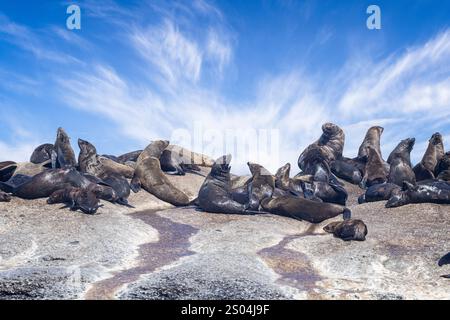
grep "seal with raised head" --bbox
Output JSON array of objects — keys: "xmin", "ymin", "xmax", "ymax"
[
  {"xmin": 386, "ymin": 180, "xmax": 450, "ymax": 208},
  {"xmin": 260, "ymin": 195, "xmax": 351, "ymax": 224},
  {"xmin": 131, "ymin": 140, "xmax": 190, "ymax": 206},
  {"xmin": 247, "ymin": 162, "xmax": 275, "ymax": 210},
  {"xmin": 54, "ymin": 127, "xmax": 77, "ymax": 168},
  {"xmin": 275, "ymin": 163, "xmax": 304, "ymax": 196},
  {"xmin": 357, "ymin": 126, "xmax": 384, "ymax": 161},
  {"xmin": 47, "ymin": 186, "xmax": 100, "ymax": 215},
  {"xmin": 298, "ymin": 122, "xmax": 345, "ymax": 171},
  {"xmin": 30, "ymin": 143, "xmax": 56, "ymax": 166},
  {"xmin": 198, "ymin": 155, "xmax": 257, "ymax": 214},
  {"xmin": 323, "ymin": 219, "xmax": 368, "ymax": 241},
  {"xmin": 160, "ymin": 146, "xmax": 203, "ymax": 176},
  {"xmin": 360, "ymin": 146, "xmax": 388, "ymax": 188},
  {"xmin": 413, "ymin": 133, "xmax": 445, "ymax": 181},
  {"xmin": 388, "ymin": 138, "xmax": 416, "ymax": 187},
  {"xmin": 78, "ymin": 139, "xmax": 131, "ymax": 204}
]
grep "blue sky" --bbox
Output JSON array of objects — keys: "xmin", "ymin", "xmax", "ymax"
[{"xmin": 0, "ymin": 0, "xmax": 449, "ymax": 174}]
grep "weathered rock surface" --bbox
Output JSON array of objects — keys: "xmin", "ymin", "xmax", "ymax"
[{"xmin": 0, "ymin": 168, "xmax": 449, "ymax": 300}]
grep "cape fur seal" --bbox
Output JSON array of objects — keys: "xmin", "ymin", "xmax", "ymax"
[
  {"xmin": 357, "ymin": 126, "xmax": 384, "ymax": 161},
  {"xmin": 275, "ymin": 163, "xmax": 304, "ymax": 196},
  {"xmin": 330, "ymin": 158, "xmax": 363, "ymax": 185},
  {"xmin": 387, "ymin": 138, "xmax": 416, "ymax": 187},
  {"xmin": 78, "ymin": 139, "xmax": 131, "ymax": 204},
  {"xmin": 323, "ymin": 219, "xmax": 368, "ymax": 241},
  {"xmin": 30, "ymin": 143, "xmax": 56, "ymax": 166},
  {"xmin": 436, "ymin": 152, "xmax": 450, "ymax": 181},
  {"xmin": 386, "ymin": 180, "xmax": 450, "ymax": 208},
  {"xmin": 247, "ymin": 162, "xmax": 275, "ymax": 210},
  {"xmin": 0, "ymin": 161, "xmax": 17, "ymax": 182},
  {"xmin": 298, "ymin": 123, "xmax": 345, "ymax": 171},
  {"xmin": 47, "ymin": 186, "xmax": 100, "ymax": 215},
  {"xmin": 160, "ymin": 148, "xmax": 201, "ymax": 175},
  {"xmin": 198, "ymin": 155, "xmax": 258, "ymax": 214},
  {"xmin": 358, "ymin": 182, "xmax": 401, "ymax": 204},
  {"xmin": 260, "ymin": 195, "xmax": 351, "ymax": 224},
  {"xmin": 54, "ymin": 127, "xmax": 77, "ymax": 168},
  {"xmin": 360, "ymin": 146, "xmax": 388, "ymax": 188},
  {"xmin": 131, "ymin": 140, "xmax": 190, "ymax": 206},
  {"xmin": 413, "ymin": 133, "xmax": 445, "ymax": 181}
]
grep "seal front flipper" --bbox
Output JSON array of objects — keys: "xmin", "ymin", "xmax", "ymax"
[{"xmin": 438, "ymin": 252, "xmax": 450, "ymax": 267}]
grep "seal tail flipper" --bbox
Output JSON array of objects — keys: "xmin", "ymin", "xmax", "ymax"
[
  {"xmin": 438, "ymin": 252, "xmax": 450, "ymax": 267},
  {"xmin": 343, "ymin": 208, "xmax": 352, "ymax": 220}
]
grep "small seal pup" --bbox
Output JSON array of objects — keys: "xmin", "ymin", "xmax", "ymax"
[
  {"xmin": 298, "ymin": 122, "xmax": 345, "ymax": 171},
  {"xmin": 54, "ymin": 127, "xmax": 77, "ymax": 168},
  {"xmin": 0, "ymin": 190, "xmax": 11, "ymax": 202},
  {"xmin": 47, "ymin": 186, "xmax": 100, "ymax": 215},
  {"xmin": 323, "ymin": 219, "xmax": 368, "ymax": 241},
  {"xmin": 413, "ymin": 133, "xmax": 445, "ymax": 181},
  {"xmin": 386, "ymin": 180, "xmax": 450, "ymax": 208},
  {"xmin": 357, "ymin": 182, "xmax": 401, "ymax": 204},
  {"xmin": 260, "ymin": 195, "xmax": 351, "ymax": 223},
  {"xmin": 388, "ymin": 138, "xmax": 416, "ymax": 187},
  {"xmin": 247, "ymin": 162, "xmax": 275, "ymax": 210},
  {"xmin": 357, "ymin": 126, "xmax": 384, "ymax": 161},
  {"xmin": 30, "ymin": 143, "xmax": 56, "ymax": 166},
  {"xmin": 360, "ymin": 146, "xmax": 388, "ymax": 188},
  {"xmin": 198, "ymin": 155, "xmax": 258, "ymax": 214},
  {"xmin": 131, "ymin": 140, "xmax": 190, "ymax": 206},
  {"xmin": 78, "ymin": 139, "xmax": 131, "ymax": 204}
]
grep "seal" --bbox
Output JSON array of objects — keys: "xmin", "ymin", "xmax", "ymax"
[
  {"xmin": 247, "ymin": 162, "xmax": 275, "ymax": 210},
  {"xmin": 330, "ymin": 158, "xmax": 363, "ymax": 185},
  {"xmin": 275, "ymin": 163, "xmax": 304, "ymax": 196},
  {"xmin": 54, "ymin": 127, "xmax": 77, "ymax": 168},
  {"xmin": 360, "ymin": 146, "xmax": 388, "ymax": 188},
  {"xmin": 160, "ymin": 148, "xmax": 201, "ymax": 175},
  {"xmin": 387, "ymin": 138, "xmax": 416, "ymax": 187},
  {"xmin": 357, "ymin": 126, "xmax": 384, "ymax": 161},
  {"xmin": 260, "ymin": 195, "xmax": 351, "ymax": 223},
  {"xmin": 357, "ymin": 182, "xmax": 401, "ymax": 204},
  {"xmin": 47, "ymin": 186, "xmax": 100, "ymax": 215},
  {"xmin": 298, "ymin": 122, "xmax": 345, "ymax": 172},
  {"xmin": 387, "ymin": 138, "xmax": 416, "ymax": 165},
  {"xmin": 8, "ymin": 168, "xmax": 92, "ymax": 200},
  {"xmin": 30, "ymin": 143, "xmax": 57, "ymax": 166},
  {"xmin": 78, "ymin": 138, "xmax": 131, "ymax": 204},
  {"xmin": 130, "ymin": 140, "xmax": 190, "ymax": 206},
  {"xmin": 117, "ymin": 150, "xmax": 143, "ymax": 163},
  {"xmin": 0, "ymin": 190, "xmax": 11, "ymax": 202},
  {"xmin": 0, "ymin": 161, "xmax": 17, "ymax": 182},
  {"xmin": 436, "ymin": 151, "xmax": 450, "ymax": 181},
  {"xmin": 413, "ymin": 133, "xmax": 445, "ymax": 181},
  {"xmin": 323, "ymin": 219, "xmax": 368, "ymax": 241},
  {"xmin": 386, "ymin": 180, "xmax": 450, "ymax": 208},
  {"xmin": 198, "ymin": 155, "xmax": 257, "ymax": 214}
]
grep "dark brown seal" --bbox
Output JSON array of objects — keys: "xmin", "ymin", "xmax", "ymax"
[
  {"xmin": 247, "ymin": 162, "xmax": 275, "ymax": 210},
  {"xmin": 323, "ymin": 219, "xmax": 368, "ymax": 241},
  {"xmin": 30, "ymin": 143, "xmax": 56, "ymax": 166},
  {"xmin": 131, "ymin": 140, "xmax": 190, "ymax": 206},
  {"xmin": 0, "ymin": 190, "xmax": 11, "ymax": 202},
  {"xmin": 360, "ymin": 146, "xmax": 389, "ymax": 188},
  {"xmin": 47, "ymin": 186, "xmax": 100, "ymax": 215},
  {"xmin": 275, "ymin": 163, "xmax": 304, "ymax": 196},
  {"xmin": 357, "ymin": 126, "xmax": 384, "ymax": 161},
  {"xmin": 54, "ymin": 127, "xmax": 77, "ymax": 168},
  {"xmin": 386, "ymin": 180, "xmax": 450, "ymax": 208},
  {"xmin": 358, "ymin": 182, "xmax": 401, "ymax": 204},
  {"xmin": 298, "ymin": 122, "xmax": 345, "ymax": 171},
  {"xmin": 413, "ymin": 133, "xmax": 445, "ymax": 181},
  {"xmin": 260, "ymin": 195, "xmax": 351, "ymax": 224},
  {"xmin": 388, "ymin": 138, "xmax": 416, "ymax": 187}
]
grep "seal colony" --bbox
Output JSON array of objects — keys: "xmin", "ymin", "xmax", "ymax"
[{"xmin": 0, "ymin": 124, "xmax": 449, "ymax": 247}]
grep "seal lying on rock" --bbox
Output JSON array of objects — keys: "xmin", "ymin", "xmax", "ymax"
[
  {"xmin": 436, "ymin": 152, "xmax": 450, "ymax": 181},
  {"xmin": 78, "ymin": 139, "xmax": 131, "ymax": 205},
  {"xmin": 198, "ymin": 155, "xmax": 258, "ymax": 214},
  {"xmin": 47, "ymin": 186, "xmax": 100, "ymax": 215},
  {"xmin": 358, "ymin": 182, "xmax": 401, "ymax": 204},
  {"xmin": 160, "ymin": 147, "xmax": 201, "ymax": 175},
  {"xmin": 298, "ymin": 122, "xmax": 345, "ymax": 172},
  {"xmin": 131, "ymin": 141, "xmax": 190, "ymax": 206},
  {"xmin": 386, "ymin": 181, "xmax": 450, "ymax": 208},
  {"xmin": 54, "ymin": 127, "xmax": 77, "ymax": 168},
  {"xmin": 260, "ymin": 195, "xmax": 351, "ymax": 223},
  {"xmin": 413, "ymin": 133, "xmax": 445, "ymax": 181},
  {"xmin": 323, "ymin": 219, "xmax": 368, "ymax": 241},
  {"xmin": 388, "ymin": 138, "xmax": 416, "ymax": 187},
  {"xmin": 331, "ymin": 158, "xmax": 363, "ymax": 185},
  {"xmin": 30, "ymin": 143, "xmax": 56, "ymax": 166}
]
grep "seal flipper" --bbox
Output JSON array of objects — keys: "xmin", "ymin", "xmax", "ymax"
[
  {"xmin": 0, "ymin": 174, "xmax": 32, "ymax": 193},
  {"xmin": 130, "ymin": 176, "xmax": 141, "ymax": 193},
  {"xmin": 438, "ymin": 252, "xmax": 450, "ymax": 267}
]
